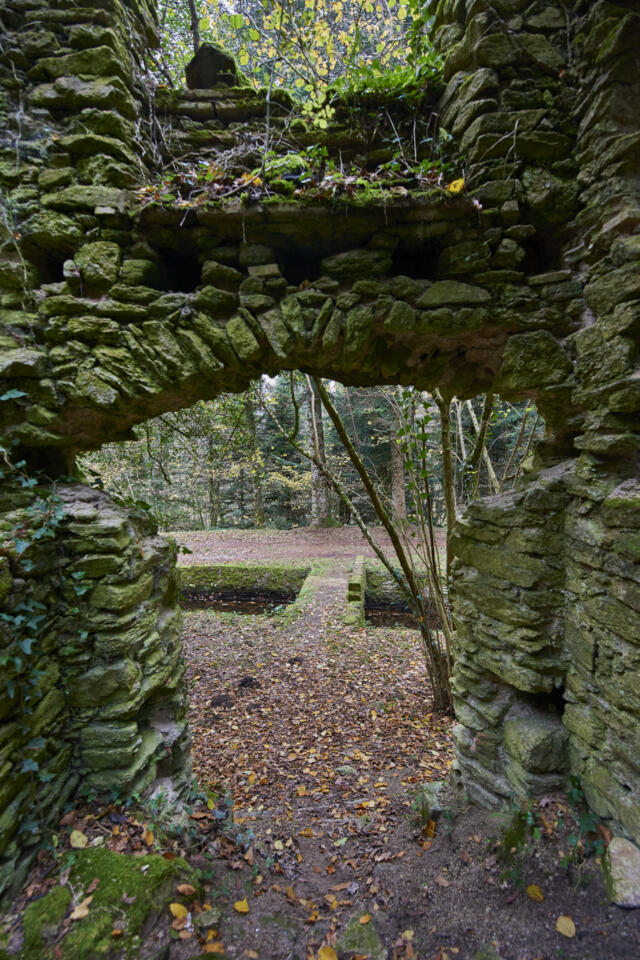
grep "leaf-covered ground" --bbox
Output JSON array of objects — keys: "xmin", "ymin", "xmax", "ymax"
[
  {"xmin": 174, "ymin": 526, "xmax": 447, "ymax": 565},
  {"xmin": 179, "ymin": 595, "xmax": 640, "ymax": 960},
  {"xmin": 6, "ymin": 557, "xmax": 640, "ymax": 959}
]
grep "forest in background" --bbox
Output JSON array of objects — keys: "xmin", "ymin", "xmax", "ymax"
[{"xmin": 82, "ymin": 381, "xmax": 542, "ymax": 533}]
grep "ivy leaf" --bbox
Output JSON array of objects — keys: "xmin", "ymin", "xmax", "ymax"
[
  {"xmin": 19, "ymin": 637, "xmax": 35, "ymax": 655},
  {"xmin": 0, "ymin": 389, "xmax": 27, "ymax": 401},
  {"xmin": 21, "ymin": 758, "xmax": 39, "ymax": 773}
]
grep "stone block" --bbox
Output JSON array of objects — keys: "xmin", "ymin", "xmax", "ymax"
[
  {"xmin": 225, "ymin": 314, "xmax": 261, "ymax": 362},
  {"xmin": 602, "ymin": 838, "xmax": 640, "ymax": 908},
  {"xmin": 201, "ymin": 260, "xmax": 243, "ymax": 289},
  {"xmin": 320, "ymin": 249, "xmax": 391, "ymax": 281},
  {"xmin": 416, "ymin": 280, "xmax": 490, "ymax": 307},
  {"xmin": 494, "ymin": 331, "xmax": 572, "ymax": 393},
  {"xmin": 194, "ymin": 285, "xmax": 238, "ymax": 316},
  {"xmin": 186, "ymin": 43, "xmax": 243, "ymax": 89},
  {"xmin": 503, "ymin": 709, "xmax": 567, "ymax": 773},
  {"xmin": 69, "ymin": 659, "xmax": 141, "ymax": 708}
]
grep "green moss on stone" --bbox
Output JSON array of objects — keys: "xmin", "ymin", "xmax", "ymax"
[
  {"xmin": 20, "ymin": 848, "xmax": 193, "ymax": 959},
  {"xmin": 177, "ymin": 561, "xmax": 310, "ymax": 598},
  {"xmin": 22, "ymin": 883, "xmax": 72, "ymax": 955}
]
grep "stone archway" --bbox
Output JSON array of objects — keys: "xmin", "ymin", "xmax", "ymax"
[{"xmin": 1, "ymin": 0, "xmax": 639, "ymax": 902}]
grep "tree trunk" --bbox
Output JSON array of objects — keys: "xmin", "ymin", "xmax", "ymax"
[
  {"xmin": 206, "ymin": 436, "xmax": 220, "ymax": 528},
  {"xmin": 434, "ymin": 390, "xmax": 456, "ymax": 584},
  {"xmin": 465, "ymin": 395, "xmax": 499, "ymax": 495},
  {"xmin": 389, "ymin": 422, "xmax": 407, "ymax": 525},
  {"xmin": 186, "ymin": 0, "xmax": 200, "ymax": 54},
  {"xmin": 307, "ymin": 378, "xmax": 331, "ymax": 527},
  {"xmin": 244, "ymin": 397, "xmax": 265, "ymax": 528}
]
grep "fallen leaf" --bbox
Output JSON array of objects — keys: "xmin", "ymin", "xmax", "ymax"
[
  {"xmin": 122, "ymin": 893, "xmax": 136, "ymax": 905},
  {"xmin": 142, "ymin": 827, "xmax": 154, "ymax": 847},
  {"xmin": 359, "ymin": 914, "xmax": 371, "ymax": 924},
  {"xmin": 434, "ymin": 875, "xmax": 450, "ymax": 888},
  {"xmin": 318, "ymin": 948, "xmax": 338, "ymax": 960},
  {"xmin": 526, "ymin": 884, "xmax": 544, "ymax": 902},
  {"xmin": 69, "ymin": 830, "xmax": 88, "ymax": 849},
  {"xmin": 176, "ymin": 883, "xmax": 196, "ymax": 897},
  {"xmin": 86, "ymin": 877, "xmax": 100, "ymax": 895},
  {"xmin": 233, "ymin": 898, "xmax": 249, "ymax": 914},
  {"xmin": 447, "ymin": 178, "xmax": 465, "ymax": 194},
  {"xmin": 69, "ymin": 896, "xmax": 93, "ymax": 921},
  {"xmin": 556, "ymin": 915, "xmax": 576, "ymax": 938},
  {"xmin": 111, "ymin": 929, "xmax": 123, "ymax": 938},
  {"xmin": 203, "ymin": 944, "xmax": 225, "ymax": 955},
  {"xmin": 169, "ymin": 903, "xmax": 189, "ymax": 919},
  {"xmin": 597, "ymin": 824, "xmax": 613, "ymax": 848}
]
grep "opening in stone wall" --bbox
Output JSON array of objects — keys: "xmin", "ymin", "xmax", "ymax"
[{"xmin": 3, "ymin": 0, "xmax": 640, "ymax": 949}]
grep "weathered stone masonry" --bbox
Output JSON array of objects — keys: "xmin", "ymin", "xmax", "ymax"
[{"xmin": 0, "ymin": 0, "xmax": 638, "ymax": 902}]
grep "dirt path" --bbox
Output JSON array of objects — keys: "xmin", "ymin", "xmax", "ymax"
[
  {"xmin": 9, "ymin": 545, "xmax": 639, "ymax": 959},
  {"xmin": 182, "ymin": 600, "xmax": 640, "ymax": 960}
]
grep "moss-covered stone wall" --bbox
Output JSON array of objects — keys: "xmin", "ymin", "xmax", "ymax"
[
  {"xmin": 0, "ymin": 0, "xmax": 638, "ymax": 903},
  {"xmin": 432, "ymin": 0, "xmax": 640, "ymax": 838},
  {"xmin": 176, "ymin": 561, "xmax": 311, "ymax": 599}
]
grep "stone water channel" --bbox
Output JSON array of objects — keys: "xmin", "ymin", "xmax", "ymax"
[{"xmin": 177, "ymin": 558, "xmax": 428, "ymax": 631}]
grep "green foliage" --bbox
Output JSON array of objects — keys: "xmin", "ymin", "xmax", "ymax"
[
  {"xmin": 560, "ymin": 775, "xmax": 605, "ymax": 866},
  {"xmin": 155, "ymin": 0, "xmax": 438, "ymax": 100},
  {"xmin": 498, "ymin": 796, "xmax": 542, "ymax": 888},
  {"xmin": 0, "ymin": 442, "xmax": 89, "ymax": 839}
]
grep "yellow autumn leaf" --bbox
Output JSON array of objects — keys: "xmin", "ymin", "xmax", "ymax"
[
  {"xmin": 233, "ymin": 898, "xmax": 249, "ymax": 914},
  {"xmin": 142, "ymin": 827, "xmax": 154, "ymax": 847},
  {"xmin": 556, "ymin": 915, "xmax": 576, "ymax": 938},
  {"xmin": 447, "ymin": 178, "xmax": 465, "ymax": 194},
  {"xmin": 526, "ymin": 883, "xmax": 544, "ymax": 902},
  {"xmin": 169, "ymin": 903, "xmax": 189, "ymax": 919},
  {"xmin": 203, "ymin": 943, "xmax": 225, "ymax": 954},
  {"xmin": 70, "ymin": 829, "xmax": 88, "ymax": 849},
  {"xmin": 70, "ymin": 896, "xmax": 93, "ymax": 920},
  {"xmin": 318, "ymin": 947, "xmax": 338, "ymax": 960},
  {"xmin": 359, "ymin": 914, "xmax": 371, "ymax": 924}
]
